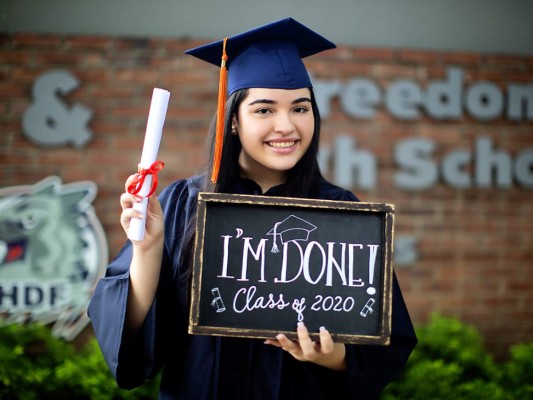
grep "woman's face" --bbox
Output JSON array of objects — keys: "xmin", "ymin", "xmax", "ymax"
[{"xmin": 235, "ymin": 87, "xmax": 314, "ymax": 187}]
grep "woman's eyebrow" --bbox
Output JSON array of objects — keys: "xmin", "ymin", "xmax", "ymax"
[
  {"xmin": 248, "ymin": 99, "xmax": 276, "ymax": 106},
  {"xmin": 247, "ymin": 97, "xmax": 311, "ymax": 106},
  {"xmin": 292, "ymin": 97, "xmax": 311, "ymax": 104}
]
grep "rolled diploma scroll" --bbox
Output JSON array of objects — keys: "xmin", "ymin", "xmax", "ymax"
[{"xmin": 128, "ymin": 88, "xmax": 170, "ymax": 241}]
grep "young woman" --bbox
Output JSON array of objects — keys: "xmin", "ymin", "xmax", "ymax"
[{"xmin": 89, "ymin": 18, "xmax": 417, "ymax": 400}]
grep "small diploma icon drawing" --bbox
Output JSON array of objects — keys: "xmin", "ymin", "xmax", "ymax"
[
  {"xmin": 211, "ymin": 287, "xmax": 226, "ymax": 313},
  {"xmin": 360, "ymin": 298, "xmax": 375, "ymax": 317}
]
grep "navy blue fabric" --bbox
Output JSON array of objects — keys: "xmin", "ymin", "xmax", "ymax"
[
  {"xmin": 88, "ymin": 175, "xmax": 417, "ymax": 399},
  {"xmin": 184, "ymin": 17, "xmax": 336, "ymax": 95}
]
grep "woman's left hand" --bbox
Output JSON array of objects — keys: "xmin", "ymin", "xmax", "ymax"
[{"xmin": 264, "ymin": 322, "xmax": 347, "ymax": 371}]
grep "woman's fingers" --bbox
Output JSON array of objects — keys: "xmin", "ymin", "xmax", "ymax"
[
  {"xmin": 264, "ymin": 323, "xmax": 346, "ymax": 370},
  {"xmin": 124, "ymin": 174, "xmax": 139, "ymax": 192},
  {"xmin": 264, "ymin": 322, "xmax": 335, "ymax": 362},
  {"xmin": 120, "ymin": 192, "xmax": 136, "ymax": 210},
  {"xmin": 263, "ymin": 338, "xmax": 282, "ymax": 348},
  {"xmin": 296, "ymin": 322, "xmax": 317, "ymax": 359},
  {"xmin": 318, "ymin": 326, "xmax": 335, "ymax": 354},
  {"xmin": 120, "ymin": 174, "xmax": 142, "ymax": 211},
  {"xmin": 120, "ymin": 174, "xmax": 149, "ymax": 235},
  {"xmin": 274, "ymin": 334, "xmax": 301, "ymax": 355},
  {"xmin": 146, "ymin": 193, "xmax": 163, "ymax": 217},
  {"xmin": 120, "ymin": 206, "xmax": 143, "ymax": 230}
]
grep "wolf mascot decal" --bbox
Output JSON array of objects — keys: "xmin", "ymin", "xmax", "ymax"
[{"xmin": 0, "ymin": 176, "xmax": 107, "ymax": 339}]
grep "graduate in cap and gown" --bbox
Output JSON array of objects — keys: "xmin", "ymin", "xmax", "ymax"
[{"xmin": 88, "ymin": 17, "xmax": 417, "ymax": 400}]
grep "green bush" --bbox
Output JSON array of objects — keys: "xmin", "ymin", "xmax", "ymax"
[
  {"xmin": 499, "ymin": 343, "xmax": 533, "ymax": 399},
  {"xmin": 1, "ymin": 316, "xmax": 532, "ymax": 399},
  {"xmin": 0, "ymin": 323, "xmax": 159, "ymax": 400},
  {"xmin": 383, "ymin": 313, "xmax": 533, "ymax": 400}
]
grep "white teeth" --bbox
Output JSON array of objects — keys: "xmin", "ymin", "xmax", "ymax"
[{"xmin": 268, "ymin": 141, "xmax": 295, "ymax": 148}]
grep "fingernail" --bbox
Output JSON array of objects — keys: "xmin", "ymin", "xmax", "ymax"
[
  {"xmin": 320, "ymin": 326, "xmax": 327, "ymax": 332},
  {"xmin": 297, "ymin": 321, "xmax": 304, "ymax": 327}
]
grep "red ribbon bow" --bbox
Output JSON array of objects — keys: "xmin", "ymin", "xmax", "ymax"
[{"xmin": 127, "ymin": 160, "xmax": 165, "ymax": 198}]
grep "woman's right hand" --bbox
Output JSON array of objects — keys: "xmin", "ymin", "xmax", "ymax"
[
  {"xmin": 119, "ymin": 174, "xmax": 165, "ymax": 250},
  {"xmin": 121, "ymin": 174, "xmax": 166, "ymax": 332}
]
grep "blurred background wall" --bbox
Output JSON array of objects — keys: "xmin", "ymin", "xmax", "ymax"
[{"xmin": 1, "ymin": 0, "xmax": 532, "ymax": 358}]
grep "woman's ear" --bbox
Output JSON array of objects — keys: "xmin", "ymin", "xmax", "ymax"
[{"xmin": 231, "ymin": 116, "xmax": 238, "ymax": 135}]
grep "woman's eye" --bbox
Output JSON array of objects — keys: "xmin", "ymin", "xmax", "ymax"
[
  {"xmin": 293, "ymin": 106, "xmax": 309, "ymax": 113},
  {"xmin": 255, "ymin": 108, "xmax": 271, "ymax": 115}
]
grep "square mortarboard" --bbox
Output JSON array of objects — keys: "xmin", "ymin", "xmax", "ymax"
[
  {"xmin": 267, "ymin": 215, "xmax": 317, "ymax": 253},
  {"xmin": 185, "ymin": 17, "xmax": 336, "ymax": 95}
]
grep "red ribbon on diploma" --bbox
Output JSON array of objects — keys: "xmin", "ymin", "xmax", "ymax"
[{"xmin": 127, "ymin": 160, "xmax": 165, "ymax": 198}]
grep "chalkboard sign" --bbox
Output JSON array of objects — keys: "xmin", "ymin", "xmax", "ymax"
[{"xmin": 189, "ymin": 193, "xmax": 394, "ymax": 345}]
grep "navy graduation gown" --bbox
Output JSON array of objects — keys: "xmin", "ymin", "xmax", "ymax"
[{"xmin": 88, "ymin": 175, "xmax": 417, "ymax": 399}]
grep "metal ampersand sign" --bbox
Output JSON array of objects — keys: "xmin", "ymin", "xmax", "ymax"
[{"xmin": 22, "ymin": 69, "xmax": 93, "ymax": 148}]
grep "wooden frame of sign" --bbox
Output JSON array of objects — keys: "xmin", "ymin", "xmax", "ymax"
[{"xmin": 189, "ymin": 192, "xmax": 394, "ymax": 345}]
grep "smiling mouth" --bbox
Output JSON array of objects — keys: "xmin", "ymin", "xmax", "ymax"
[{"xmin": 266, "ymin": 141, "xmax": 297, "ymax": 149}]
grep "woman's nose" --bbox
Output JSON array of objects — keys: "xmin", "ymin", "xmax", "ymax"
[{"xmin": 273, "ymin": 114, "xmax": 295, "ymax": 134}]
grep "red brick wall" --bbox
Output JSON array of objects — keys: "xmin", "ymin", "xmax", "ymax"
[{"xmin": 1, "ymin": 33, "xmax": 532, "ymax": 357}]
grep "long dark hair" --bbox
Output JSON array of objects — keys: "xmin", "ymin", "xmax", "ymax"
[
  {"xmin": 182, "ymin": 87, "xmax": 324, "ymax": 279},
  {"xmin": 201, "ymin": 87, "xmax": 323, "ymax": 197}
]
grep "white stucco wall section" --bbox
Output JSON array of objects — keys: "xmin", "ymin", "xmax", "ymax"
[{"xmin": 1, "ymin": 0, "xmax": 532, "ymax": 55}]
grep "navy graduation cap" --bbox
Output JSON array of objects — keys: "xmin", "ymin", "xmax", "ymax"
[
  {"xmin": 185, "ymin": 17, "xmax": 336, "ymax": 183},
  {"xmin": 185, "ymin": 17, "xmax": 336, "ymax": 95},
  {"xmin": 267, "ymin": 215, "xmax": 318, "ymax": 253}
]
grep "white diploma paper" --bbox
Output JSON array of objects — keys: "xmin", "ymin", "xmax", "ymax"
[{"xmin": 128, "ymin": 88, "xmax": 170, "ymax": 241}]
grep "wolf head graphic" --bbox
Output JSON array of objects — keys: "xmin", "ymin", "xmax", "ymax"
[{"xmin": 0, "ymin": 176, "xmax": 107, "ymax": 339}]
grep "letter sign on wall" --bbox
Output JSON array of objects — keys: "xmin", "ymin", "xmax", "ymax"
[{"xmin": 22, "ymin": 70, "xmax": 93, "ymax": 148}]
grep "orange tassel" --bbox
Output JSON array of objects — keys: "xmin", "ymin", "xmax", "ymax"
[{"xmin": 211, "ymin": 37, "xmax": 229, "ymax": 184}]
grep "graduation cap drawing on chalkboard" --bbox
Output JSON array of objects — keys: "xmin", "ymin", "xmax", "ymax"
[{"xmin": 267, "ymin": 215, "xmax": 317, "ymax": 253}]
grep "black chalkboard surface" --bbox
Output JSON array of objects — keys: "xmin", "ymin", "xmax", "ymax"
[{"xmin": 189, "ymin": 193, "xmax": 394, "ymax": 345}]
